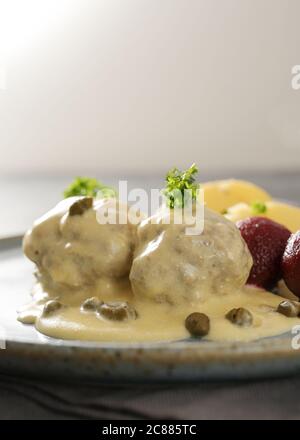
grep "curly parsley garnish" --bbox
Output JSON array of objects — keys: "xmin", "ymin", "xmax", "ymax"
[
  {"xmin": 63, "ymin": 177, "xmax": 117, "ymax": 199},
  {"xmin": 251, "ymin": 201, "xmax": 267, "ymax": 214},
  {"xmin": 163, "ymin": 163, "xmax": 200, "ymax": 208}
]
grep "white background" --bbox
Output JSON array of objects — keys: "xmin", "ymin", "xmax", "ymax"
[{"xmin": 0, "ymin": 0, "xmax": 299, "ymax": 176}]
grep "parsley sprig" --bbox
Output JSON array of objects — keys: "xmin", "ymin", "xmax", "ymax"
[
  {"xmin": 251, "ymin": 200, "xmax": 267, "ymax": 215},
  {"xmin": 163, "ymin": 163, "xmax": 200, "ymax": 209},
  {"xmin": 63, "ymin": 177, "xmax": 117, "ymax": 199}
]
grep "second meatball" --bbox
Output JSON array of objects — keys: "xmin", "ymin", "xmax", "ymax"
[{"xmin": 130, "ymin": 207, "xmax": 253, "ymax": 304}]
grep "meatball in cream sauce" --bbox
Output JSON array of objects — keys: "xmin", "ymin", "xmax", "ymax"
[
  {"xmin": 23, "ymin": 197, "xmax": 136, "ymax": 290},
  {"xmin": 130, "ymin": 207, "xmax": 253, "ymax": 304},
  {"xmin": 19, "ymin": 198, "xmax": 300, "ymax": 343}
]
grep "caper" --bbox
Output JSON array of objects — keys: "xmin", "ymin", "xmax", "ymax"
[
  {"xmin": 226, "ymin": 307, "xmax": 253, "ymax": 327},
  {"xmin": 185, "ymin": 312, "xmax": 210, "ymax": 337},
  {"xmin": 69, "ymin": 197, "xmax": 93, "ymax": 216},
  {"xmin": 277, "ymin": 300, "xmax": 300, "ymax": 318},
  {"xmin": 42, "ymin": 300, "xmax": 63, "ymax": 316},
  {"xmin": 81, "ymin": 297, "xmax": 103, "ymax": 312},
  {"xmin": 97, "ymin": 301, "xmax": 138, "ymax": 321}
]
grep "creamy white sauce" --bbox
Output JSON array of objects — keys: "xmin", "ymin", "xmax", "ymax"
[
  {"xmin": 19, "ymin": 197, "xmax": 300, "ymax": 343},
  {"xmin": 18, "ymin": 282, "xmax": 300, "ymax": 343}
]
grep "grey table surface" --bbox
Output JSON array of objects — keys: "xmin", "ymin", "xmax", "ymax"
[{"xmin": 0, "ymin": 171, "xmax": 299, "ymax": 420}]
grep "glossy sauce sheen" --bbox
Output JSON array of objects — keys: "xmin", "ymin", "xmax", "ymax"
[
  {"xmin": 19, "ymin": 197, "xmax": 300, "ymax": 343},
  {"xmin": 18, "ymin": 283, "xmax": 300, "ymax": 342}
]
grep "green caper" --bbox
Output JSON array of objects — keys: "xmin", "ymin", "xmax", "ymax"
[
  {"xmin": 185, "ymin": 312, "xmax": 210, "ymax": 337},
  {"xmin": 42, "ymin": 300, "xmax": 63, "ymax": 316},
  {"xmin": 97, "ymin": 301, "xmax": 138, "ymax": 321},
  {"xmin": 226, "ymin": 307, "xmax": 253, "ymax": 327},
  {"xmin": 277, "ymin": 300, "xmax": 300, "ymax": 318},
  {"xmin": 81, "ymin": 297, "xmax": 103, "ymax": 312},
  {"xmin": 69, "ymin": 197, "xmax": 93, "ymax": 216}
]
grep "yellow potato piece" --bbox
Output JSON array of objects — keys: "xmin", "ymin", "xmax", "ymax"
[
  {"xmin": 225, "ymin": 200, "xmax": 300, "ymax": 233},
  {"xmin": 202, "ymin": 179, "xmax": 271, "ymax": 213},
  {"xmin": 225, "ymin": 203, "xmax": 253, "ymax": 222}
]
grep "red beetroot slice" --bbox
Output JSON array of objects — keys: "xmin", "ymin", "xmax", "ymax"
[
  {"xmin": 237, "ymin": 217, "xmax": 291, "ymax": 289},
  {"xmin": 282, "ymin": 231, "xmax": 300, "ymax": 298}
]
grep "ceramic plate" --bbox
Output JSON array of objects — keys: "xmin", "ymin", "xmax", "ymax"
[{"xmin": 1, "ymin": 236, "xmax": 300, "ymax": 382}]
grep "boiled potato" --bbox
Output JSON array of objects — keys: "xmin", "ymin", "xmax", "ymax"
[
  {"xmin": 225, "ymin": 200, "xmax": 300, "ymax": 233},
  {"xmin": 202, "ymin": 179, "xmax": 271, "ymax": 213}
]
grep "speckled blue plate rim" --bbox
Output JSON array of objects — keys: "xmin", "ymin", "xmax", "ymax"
[{"xmin": 1, "ymin": 235, "xmax": 300, "ymax": 382}]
